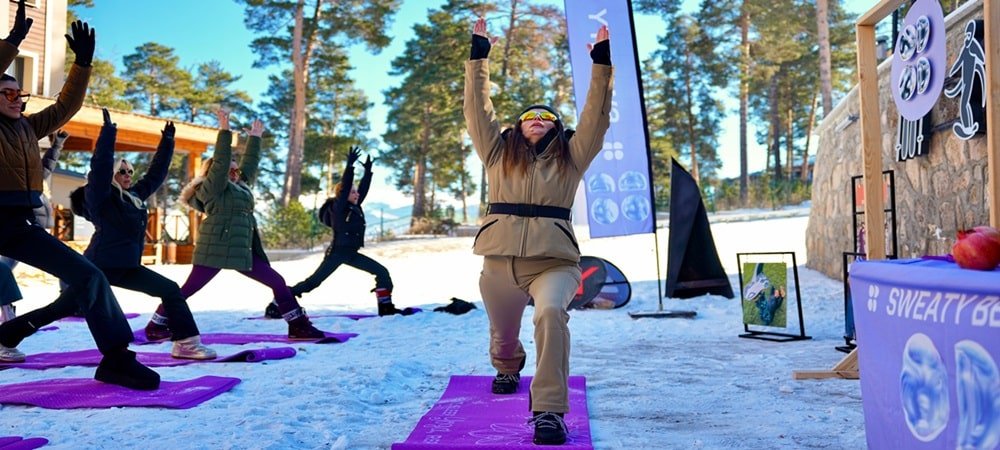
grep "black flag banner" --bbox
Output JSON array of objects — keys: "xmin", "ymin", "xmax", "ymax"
[{"xmin": 664, "ymin": 158, "xmax": 734, "ymax": 299}]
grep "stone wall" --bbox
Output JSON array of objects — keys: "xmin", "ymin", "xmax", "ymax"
[{"xmin": 806, "ymin": 0, "xmax": 991, "ymax": 279}]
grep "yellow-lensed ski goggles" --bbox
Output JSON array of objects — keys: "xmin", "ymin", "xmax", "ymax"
[{"xmin": 518, "ymin": 110, "xmax": 558, "ymax": 122}]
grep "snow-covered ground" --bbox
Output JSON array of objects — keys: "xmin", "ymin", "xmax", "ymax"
[{"xmin": 4, "ymin": 215, "xmax": 866, "ymax": 449}]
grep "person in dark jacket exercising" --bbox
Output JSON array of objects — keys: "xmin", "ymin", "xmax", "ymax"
[
  {"xmin": 65, "ymin": 109, "xmax": 216, "ymax": 360},
  {"xmin": 273, "ymin": 146, "xmax": 414, "ymax": 317}
]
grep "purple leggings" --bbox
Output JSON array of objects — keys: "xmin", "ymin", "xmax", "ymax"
[{"xmin": 157, "ymin": 256, "xmax": 299, "ymax": 318}]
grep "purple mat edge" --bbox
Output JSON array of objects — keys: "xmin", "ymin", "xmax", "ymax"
[
  {"xmin": 0, "ymin": 347, "xmax": 297, "ymax": 370},
  {"xmin": 0, "ymin": 375, "xmax": 241, "ymax": 410},
  {"xmin": 392, "ymin": 375, "xmax": 592, "ymax": 450}
]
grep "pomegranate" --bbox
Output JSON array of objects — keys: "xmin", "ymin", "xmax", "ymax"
[
  {"xmin": 972, "ymin": 225, "xmax": 1000, "ymax": 246},
  {"xmin": 952, "ymin": 228, "xmax": 1000, "ymax": 270}
]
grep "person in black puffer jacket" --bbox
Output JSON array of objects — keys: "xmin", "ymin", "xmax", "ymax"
[
  {"xmin": 65, "ymin": 109, "xmax": 216, "ymax": 360},
  {"xmin": 275, "ymin": 146, "xmax": 415, "ymax": 317}
]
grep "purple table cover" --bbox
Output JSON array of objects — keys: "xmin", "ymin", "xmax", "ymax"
[
  {"xmin": 0, "ymin": 437, "xmax": 48, "ymax": 450},
  {"xmin": 132, "ymin": 330, "xmax": 357, "ymax": 345},
  {"xmin": 849, "ymin": 258, "xmax": 1000, "ymax": 449},
  {"xmin": 0, "ymin": 375, "xmax": 240, "ymax": 409},
  {"xmin": 392, "ymin": 375, "xmax": 592, "ymax": 449},
  {"xmin": 0, "ymin": 347, "xmax": 296, "ymax": 370}
]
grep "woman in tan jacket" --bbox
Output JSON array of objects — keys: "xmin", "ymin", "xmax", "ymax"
[{"xmin": 465, "ymin": 17, "xmax": 613, "ymax": 446}]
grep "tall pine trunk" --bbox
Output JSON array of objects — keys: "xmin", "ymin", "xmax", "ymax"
[
  {"xmin": 739, "ymin": 2, "xmax": 750, "ymax": 206},
  {"xmin": 816, "ymin": 0, "xmax": 833, "ymax": 117},
  {"xmin": 768, "ymin": 76, "xmax": 782, "ymax": 181},
  {"xmin": 683, "ymin": 48, "xmax": 700, "ymax": 185},
  {"xmin": 282, "ymin": 0, "xmax": 321, "ymax": 206},
  {"xmin": 801, "ymin": 89, "xmax": 818, "ymax": 181}
]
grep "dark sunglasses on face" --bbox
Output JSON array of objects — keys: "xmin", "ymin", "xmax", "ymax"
[
  {"xmin": 117, "ymin": 168, "xmax": 134, "ymax": 176},
  {"xmin": 0, "ymin": 88, "xmax": 30, "ymax": 103}
]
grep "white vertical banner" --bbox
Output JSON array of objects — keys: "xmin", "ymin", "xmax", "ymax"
[{"xmin": 565, "ymin": 0, "xmax": 655, "ymax": 238}]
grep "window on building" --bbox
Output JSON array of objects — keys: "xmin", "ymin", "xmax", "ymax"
[{"xmin": 3, "ymin": 54, "xmax": 36, "ymax": 93}]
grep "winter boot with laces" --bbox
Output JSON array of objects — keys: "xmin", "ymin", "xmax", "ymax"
[
  {"xmin": 375, "ymin": 288, "xmax": 418, "ymax": 316},
  {"xmin": 144, "ymin": 307, "xmax": 172, "ymax": 341},
  {"xmin": 94, "ymin": 349, "xmax": 161, "ymax": 390},
  {"xmin": 171, "ymin": 335, "xmax": 217, "ymax": 360},
  {"xmin": 264, "ymin": 301, "xmax": 282, "ymax": 319},
  {"xmin": 285, "ymin": 308, "xmax": 325, "ymax": 340},
  {"xmin": 530, "ymin": 412, "xmax": 567, "ymax": 445},
  {"xmin": 491, "ymin": 372, "xmax": 521, "ymax": 394}
]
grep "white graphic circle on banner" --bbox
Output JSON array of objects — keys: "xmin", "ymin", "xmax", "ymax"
[
  {"xmin": 590, "ymin": 198, "xmax": 619, "ymax": 225},
  {"xmin": 954, "ymin": 340, "xmax": 1000, "ymax": 449},
  {"xmin": 618, "ymin": 171, "xmax": 648, "ymax": 192},
  {"xmin": 900, "ymin": 333, "xmax": 950, "ymax": 442},
  {"xmin": 621, "ymin": 195, "xmax": 650, "ymax": 221},
  {"xmin": 587, "ymin": 173, "xmax": 615, "ymax": 193},
  {"xmin": 898, "ymin": 24, "xmax": 918, "ymax": 61},
  {"xmin": 916, "ymin": 58, "xmax": 931, "ymax": 94},
  {"xmin": 915, "ymin": 16, "xmax": 931, "ymax": 53}
]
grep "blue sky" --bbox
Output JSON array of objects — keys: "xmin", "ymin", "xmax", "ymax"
[{"xmin": 76, "ymin": 0, "xmax": 874, "ymax": 206}]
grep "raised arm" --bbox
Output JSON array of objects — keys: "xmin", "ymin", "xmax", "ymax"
[
  {"xmin": 201, "ymin": 110, "xmax": 233, "ymax": 199},
  {"xmin": 42, "ymin": 130, "xmax": 68, "ymax": 182},
  {"xmin": 0, "ymin": 0, "xmax": 31, "ymax": 72},
  {"xmin": 84, "ymin": 109, "xmax": 117, "ymax": 209},
  {"xmin": 568, "ymin": 25, "xmax": 614, "ymax": 168},
  {"xmin": 335, "ymin": 146, "xmax": 360, "ymax": 211},
  {"xmin": 131, "ymin": 121, "xmax": 174, "ymax": 200},
  {"xmin": 27, "ymin": 20, "xmax": 94, "ymax": 138},
  {"xmin": 239, "ymin": 119, "xmax": 264, "ymax": 186},
  {"xmin": 463, "ymin": 17, "xmax": 503, "ymax": 167},
  {"xmin": 357, "ymin": 154, "xmax": 374, "ymax": 205}
]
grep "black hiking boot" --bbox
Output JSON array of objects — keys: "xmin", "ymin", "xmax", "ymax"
[
  {"xmin": 286, "ymin": 309, "xmax": 325, "ymax": 340},
  {"xmin": 264, "ymin": 301, "xmax": 282, "ymax": 319},
  {"xmin": 530, "ymin": 412, "xmax": 567, "ymax": 445},
  {"xmin": 377, "ymin": 302, "xmax": 419, "ymax": 317},
  {"xmin": 144, "ymin": 321, "xmax": 172, "ymax": 342},
  {"xmin": 491, "ymin": 372, "xmax": 521, "ymax": 394},
  {"xmin": 95, "ymin": 349, "xmax": 161, "ymax": 390}
]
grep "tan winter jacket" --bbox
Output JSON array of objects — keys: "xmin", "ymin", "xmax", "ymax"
[
  {"xmin": 464, "ymin": 59, "xmax": 613, "ymax": 262},
  {"xmin": 0, "ymin": 41, "xmax": 90, "ymax": 208}
]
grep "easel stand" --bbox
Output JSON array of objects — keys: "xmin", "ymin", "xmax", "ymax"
[{"xmin": 736, "ymin": 252, "xmax": 811, "ymax": 342}]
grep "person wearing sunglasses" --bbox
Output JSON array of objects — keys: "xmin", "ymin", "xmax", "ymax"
[
  {"xmin": 465, "ymin": 17, "xmax": 613, "ymax": 446},
  {"xmin": 0, "ymin": 1, "xmax": 161, "ymax": 390},
  {"xmin": 58, "ymin": 109, "xmax": 216, "ymax": 361},
  {"xmin": 0, "ymin": 130, "xmax": 68, "ymax": 324},
  {"xmin": 143, "ymin": 109, "xmax": 326, "ymax": 341},
  {"xmin": 272, "ymin": 146, "xmax": 416, "ymax": 319}
]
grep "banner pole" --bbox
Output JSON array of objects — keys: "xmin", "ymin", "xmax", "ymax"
[{"xmin": 624, "ymin": 0, "xmax": 664, "ymax": 309}]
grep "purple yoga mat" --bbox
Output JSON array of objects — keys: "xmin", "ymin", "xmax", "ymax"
[
  {"xmin": 0, "ymin": 437, "xmax": 48, "ymax": 450},
  {"xmin": 132, "ymin": 330, "xmax": 357, "ymax": 345},
  {"xmin": 0, "ymin": 375, "xmax": 240, "ymax": 409},
  {"xmin": 0, "ymin": 347, "xmax": 296, "ymax": 370},
  {"xmin": 392, "ymin": 376, "xmax": 592, "ymax": 449},
  {"xmin": 59, "ymin": 313, "xmax": 140, "ymax": 322},
  {"xmin": 245, "ymin": 313, "xmax": 376, "ymax": 321}
]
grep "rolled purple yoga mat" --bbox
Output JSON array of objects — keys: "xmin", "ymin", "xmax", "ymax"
[
  {"xmin": 132, "ymin": 330, "xmax": 357, "ymax": 345},
  {"xmin": 392, "ymin": 375, "xmax": 592, "ymax": 449}
]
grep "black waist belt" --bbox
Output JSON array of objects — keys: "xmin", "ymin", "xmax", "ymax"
[{"xmin": 487, "ymin": 203, "xmax": 571, "ymax": 220}]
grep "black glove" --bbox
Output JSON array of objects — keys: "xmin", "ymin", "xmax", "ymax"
[
  {"xmin": 162, "ymin": 121, "xmax": 175, "ymax": 139},
  {"xmin": 102, "ymin": 108, "xmax": 115, "ymax": 128},
  {"xmin": 361, "ymin": 155, "xmax": 373, "ymax": 173},
  {"xmin": 433, "ymin": 298, "xmax": 477, "ymax": 315},
  {"xmin": 65, "ymin": 21, "xmax": 95, "ymax": 67},
  {"xmin": 470, "ymin": 34, "xmax": 491, "ymax": 60},
  {"xmin": 590, "ymin": 40, "xmax": 611, "ymax": 66},
  {"xmin": 346, "ymin": 146, "xmax": 361, "ymax": 166},
  {"xmin": 4, "ymin": 0, "xmax": 33, "ymax": 47}
]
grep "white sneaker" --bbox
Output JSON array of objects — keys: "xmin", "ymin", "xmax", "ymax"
[
  {"xmin": 171, "ymin": 335, "xmax": 217, "ymax": 360},
  {"xmin": 0, "ymin": 344, "xmax": 25, "ymax": 362}
]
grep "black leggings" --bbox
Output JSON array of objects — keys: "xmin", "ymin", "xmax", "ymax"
[
  {"xmin": 104, "ymin": 266, "xmax": 199, "ymax": 340},
  {"xmin": 0, "ymin": 209, "xmax": 131, "ymax": 354},
  {"xmin": 291, "ymin": 246, "xmax": 392, "ymax": 296}
]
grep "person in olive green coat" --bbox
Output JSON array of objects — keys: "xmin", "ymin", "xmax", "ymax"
[
  {"xmin": 143, "ymin": 110, "xmax": 325, "ymax": 341},
  {"xmin": 465, "ymin": 17, "xmax": 613, "ymax": 446}
]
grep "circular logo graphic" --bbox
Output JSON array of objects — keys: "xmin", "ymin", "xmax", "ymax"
[
  {"xmin": 954, "ymin": 340, "xmax": 1000, "ymax": 449},
  {"xmin": 590, "ymin": 198, "xmax": 619, "ymax": 225},
  {"xmin": 900, "ymin": 333, "xmax": 949, "ymax": 442},
  {"xmin": 618, "ymin": 171, "xmax": 648, "ymax": 192},
  {"xmin": 915, "ymin": 57, "xmax": 931, "ymax": 94},
  {"xmin": 891, "ymin": 0, "xmax": 946, "ymax": 120},
  {"xmin": 587, "ymin": 173, "xmax": 615, "ymax": 193},
  {"xmin": 621, "ymin": 195, "xmax": 651, "ymax": 222}
]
